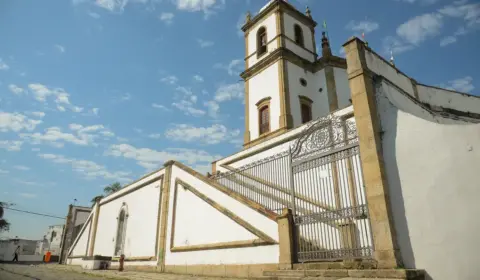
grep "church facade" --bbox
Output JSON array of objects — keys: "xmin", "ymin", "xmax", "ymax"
[{"xmin": 65, "ymin": 1, "xmax": 480, "ymax": 280}]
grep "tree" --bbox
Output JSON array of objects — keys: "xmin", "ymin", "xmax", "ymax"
[
  {"xmin": 90, "ymin": 182, "xmax": 122, "ymax": 205},
  {"xmin": 0, "ymin": 202, "xmax": 12, "ymax": 233}
]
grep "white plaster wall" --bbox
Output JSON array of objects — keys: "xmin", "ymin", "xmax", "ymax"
[
  {"xmin": 247, "ymin": 13, "xmax": 279, "ymax": 68},
  {"xmin": 417, "ymin": 85, "xmax": 480, "ymax": 114},
  {"xmin": 376, "ymin": 79, "xmax": 480, "ymax": 280},
  {"xmin": 94, "ymin": 170, "xmax": 164, "ymax": 258},
  {"xmin": 334, "ymin": 67, "xmax": 352, "ymax": 109},
  {"xmin": 287, "ymin": 62, "xmax": 329, "ymax": 128},
  {"xmin": 248, "ymin": 61, "xmax": 281, "ymax": 140},
  {"xmin": 283, "ymin": 13, "xmax": 315, "ymax": 61},
  {"xmin": 71, "ymin": 220, "xmax": 91, "ymax": 256},
  {"xmin": 74, "ymin": 211, "xmax": 90, "ymax": 226},
  {"xmin": 165, "ymin": 165, "xmax": 280, "ymax": 265}
]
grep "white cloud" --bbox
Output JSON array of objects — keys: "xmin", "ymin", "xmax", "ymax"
[
  {"xmin": 172, "ymin": 100, "xmax": 206, "ymax": 117},
  {"xmin": 20, "ymin": 124, "xmax": 114, "ymax": 148},
  {"xmin": 174, "ymin": 0, "xmax": 225, "ymax": 17},
  {"xmin": 39, "ymin": 153, "xmax": 131, "ymax": 182},
  {"xmin": 193, "ymin": 75, "xmax": 204, "ymax": 82},
  {"xmin": 152, "ymin": 103, "xmax": 172, "ymax": 111},
  {"xmin": 397, "ymin": 0, "xmax": 438, "ymax": 4},
  {"xmin": 345, "ymin": 20, "xmax": 379, "ymax": 34},
  {"xmin": 214, "ymin": 82, "xmax": 244, "ymax": 102},
  {"xmin": 0, "ymin": 169, "xmax": 9, "ymax": 174},
  {"xmin": 198, "ymin": 39, "xmax": 214, "ymax": 48},
  {"xmin": 121, "ymin": 93, "xmax": 132, "ymax": 101},
  {"xmin": 204, "ymin": 100, "xmax": 220, "ymax": 118},
  {"xmin": 214, "ymin": 59, "xmax": 243, "ymax": 76},
  {"xmin": 54, "ymin": 44, "xmax": 66, "ymax": 53},
  {"xmin": 159, "ymin": 12, "xmax": 174, "ymax": 24},
  {"xmin": 0, "ymin": 140, "xmax": 23, "ymax": 152},
  {"xmin": 27, "ymin": 83, "xmax": 84, "ymax": 113},
  {"xmin": 8, "ymin": 84, "xmax": 24, "ymax": 95},
  {"xmin": 30, "ymin": 112, "xmax": 45, "ymax": 118},
  {"xmin": 18, "ymin": 193, "xmax": 37, "ymax": 199},
  {"xmin": 95, "ymin": 0, "xmax": 128, "ymax": 12},
  {"xmin": 382, "ymin": 36, "xmax": 415, "ymax": 55},
  {"xmin": 439, "ymin": 36, "xmax": 457, "ymax": 46},
  {"xmin": 0, "ymin": 59, "xmax": 9, "ymax": 70},
  {"xmin": 13, "ymin": 165, "xmax": 30, "ymax": 171},
  {"xmin": 106, "ymin": 143, "xmax": 221, "ymax": 170},
  {"xmin": 92, "ymin": 108, "xmax": 100, "ymax": 115},
  {"xmin": 88, "ymin": 11, "xmax": 101, "ymax": 18},
  {"xmin": 165, "ymin": 124, "xmax": 240, "ymax": 145},
  {"xmin": 445, "ymin": 76, "xmax": 474, "ymax": 93},
  {"xmin": 148, "ymin": 133, "xmax": 162, "ymax": 139},
  {"xmin": 0, "ymin": 112, "xmax": 42, "ymax": 132},
  {"xmin": 160, "ymin": 75, "xmax": 178, "ymax": 85},
  {"xmin": 397, "ymin": 13, "xmax": 443, "ymax": 45}
]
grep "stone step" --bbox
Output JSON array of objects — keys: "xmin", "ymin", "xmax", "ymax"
[{"xmin": 264, "ymin": 269, "xmax": 424, "ymax": 279}]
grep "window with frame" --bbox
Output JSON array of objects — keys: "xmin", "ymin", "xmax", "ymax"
[
  {"xmin": 257, "ymin": 27, "xmax": 267, "ymax": 57},
  {"xmin": 294, "ymin": 24, "xmax": 304, "ymax": 47},
  {"xmin": 259, "ymin": 106, "xmax": 270, "ymax": 135},
  {"xmin": 299, "ymin": 96, "xmax": 313, "ymax": 124}
]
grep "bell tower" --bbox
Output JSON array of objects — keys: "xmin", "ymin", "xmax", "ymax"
[{"xmin": 240, "ymin": 0, "xmax": 319, "ymax": 148}]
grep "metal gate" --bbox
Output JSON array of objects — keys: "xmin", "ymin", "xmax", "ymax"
[{"xmin": 288, "ymin": 115, "xmax": 374, "ymax": 262}]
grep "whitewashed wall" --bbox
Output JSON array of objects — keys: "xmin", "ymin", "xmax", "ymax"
[
  {"xmin": 93, "ymin": 169, "xmax": 164, "ymax": 258},
  {"xmin": 371, "ymin": 61, "xmax": 480, "ymax": 279},
  {"xmin": 248, "ymin": 61, "xmax": 281, "ymax": 140},
  {"xmin": 70, "ymin": 219, "xmax": 91, "ymax": 256},
  {"xmin": 417, "ymin": 85, "xmax": 480, "ymax": 114},
  {"xmin": 287, "ymin": 62, "xmax": 330, "ymax": 128},
  {"xmin": 165, "ymin": 165, "xmax": 280, "ymax": 265},
  {"xmin": 334, "ymin": 67, "xmax": 352, "ymax": 109},
  {"xmin": 283, "ymin": 13, "xmax": 315, "ymax": 62},
  {"xmin": 246, "ymin": 12, "xmax": 279, "ymax": 68}
]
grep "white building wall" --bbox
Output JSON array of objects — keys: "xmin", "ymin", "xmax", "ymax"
[
  {"xmin": 283, "ymin": 13, "xmax": 315, "ymax": 61},
  {"xmin": 165, "ymin": 165, "xmax": 280, "ymax": 265},
  {"xmin": 71, "ymin": 220, "xmax": 90, "ymax": 256},
  {"xmin": 373, "ymin": 69, "xmax": 480, "ymax": 279},
  {"xmin": 287, "ymin": 62, "xmax": 329, "ymax": 128},
  {"xmin": 333, "ymin": 67, "xmax": 352, "ymax": 109},
  {"xmin": 248, "ymin": 61, "xmax": 281, "ymax": 140},
  {"xmin": 93, "ymin": 175, "xmax": 163, "ymax": 258},
  {"xmin": 247, "ymin": 13, "xmax": 279, "ymax": 68},
  {"xmin": 417, "ymin": 85, "xmax": 480, "ymax": 114}
]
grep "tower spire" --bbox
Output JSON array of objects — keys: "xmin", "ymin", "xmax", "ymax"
[
  {"xmin": 390, "ymin": 48, "xmax": 395, "ymax": 66},
  {"xmin": 321, "ymin": 31, "xmax": 332, "ymax": 58}
]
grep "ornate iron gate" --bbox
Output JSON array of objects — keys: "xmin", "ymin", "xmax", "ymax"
[{"xmin": 289, "ymin": 115, "xmax": 374, "ymax": 262}]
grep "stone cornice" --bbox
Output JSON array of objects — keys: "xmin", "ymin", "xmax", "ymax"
[{"xmin": 240, "ymin": 47, "xmax": 347, "ymax": 80}]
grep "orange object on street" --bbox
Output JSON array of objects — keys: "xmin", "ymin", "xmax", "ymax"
[{"xmin": 45, "ymin": 251, "xmax": 51, "ymax": 262}]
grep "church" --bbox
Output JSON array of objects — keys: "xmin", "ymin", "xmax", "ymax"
[{"xmin": 65, "ymin": 1, "xmax": 480, "ymax": 280}]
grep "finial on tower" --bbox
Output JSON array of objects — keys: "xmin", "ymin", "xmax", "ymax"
[
  {"xmin": 305, "ymin": 6, "xmax": 312, "ymax": 18},
  {"xmin": 361, "ymin": 32, "xmax": 368, "ymax": 47},
  {"xmin": 390, "ymin": 49, "xmax": 395, "ymax": 66},
  {"xmin": 321, "ymin": 31, "xmax": 332, "ymax": 58},
  {"xmin": 246, "ymin": 11, "xmax": 251, "ymax": 23}
]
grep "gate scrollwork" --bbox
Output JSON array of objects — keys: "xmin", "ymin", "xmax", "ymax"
[{"xmin": 290, "ymin": 114, "xmax": 357, "ymax": 161}]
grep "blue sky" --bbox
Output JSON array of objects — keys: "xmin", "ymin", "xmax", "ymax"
[{"xmin": 0, "ymin": 0, "xmax": 478, "ymax": 240}]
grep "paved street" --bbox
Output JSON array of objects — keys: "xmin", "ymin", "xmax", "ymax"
[{"xmin": 0, "ymin": 264, "xmax": 247, "ymax": 280}]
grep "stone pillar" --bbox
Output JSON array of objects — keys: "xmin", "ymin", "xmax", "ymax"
[
  {"xmin": 277, "ymin": 208, "xmax": 295, "ymax": 270},
  {"xmin": 343, "ymin": 37, "xmax": 402, "ymax": 269},
  {"xmin": 157, "ymin": 161, "xmax": 174, "ymax": 271},
  {"xmin": 87, "ymin": 198, "xmax": 101, "ymax": 256}
]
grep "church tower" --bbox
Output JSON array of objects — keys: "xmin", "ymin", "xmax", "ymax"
[{"xmin": 240, "ymin": 0, "xmax": 350, "ymax": 149}]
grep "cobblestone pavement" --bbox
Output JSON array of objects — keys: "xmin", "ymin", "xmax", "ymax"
[{"xmin": 0, "ymin": 264, "xmax": 248, "ymax": 280}]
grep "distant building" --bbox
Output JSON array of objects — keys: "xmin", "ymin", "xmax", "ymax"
[
  {"xmin": 59, "ymin": 205, "xmax": 91, "ymax": 264},
  {"xmin": 37, "ymin": 225, "xmax": 64, "ymax": 257},
  {"xmin": 0, "ymin": 237, "xmax": 42, "ymax": 262}
]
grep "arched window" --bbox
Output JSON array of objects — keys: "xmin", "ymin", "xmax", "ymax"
[
  {"xmin": 299, "ymin": 96, "xmax": 313, "ymax": 124},
  {"xmin": 114, "ymin": 205, "xmax": 128, "ymax": 256},
  {"xmin": 294, "ymin": 24, "xmax": 304, "ymax": 47},
  {"xmin": 259, "ymin": 106, "xmax": 270, "ymax": 135},
  {"xmin": 257, "ymin": 27, "xmax": 267, "ymax": 57}
]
